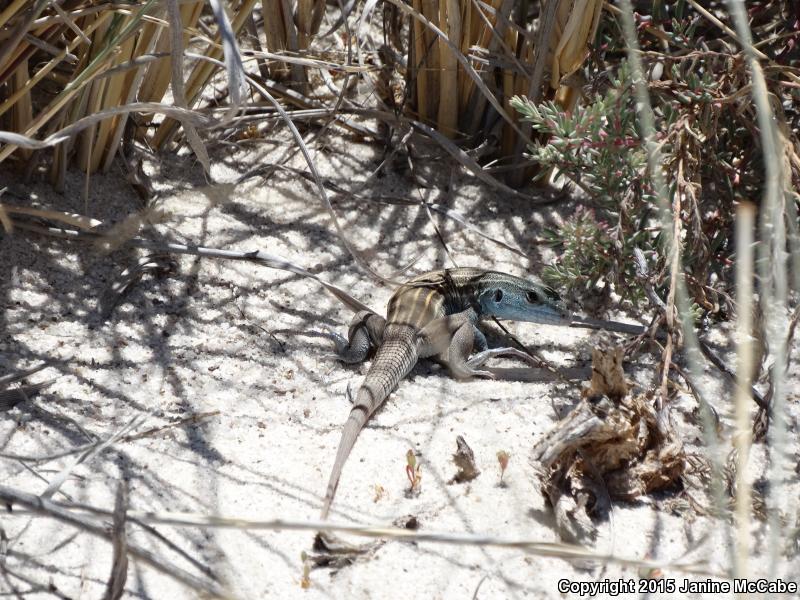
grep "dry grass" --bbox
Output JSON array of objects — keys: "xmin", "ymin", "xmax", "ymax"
[
  {"xmin": 404, "ymin": 0, "xmax": 602, "ymax": 172},
  {"xmin": 0, "ymin": 1, "xmax": 603, "ymax": 181}
]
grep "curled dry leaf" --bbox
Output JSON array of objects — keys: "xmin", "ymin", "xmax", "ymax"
[
  {"xmin": 531, "ymin": 345, "xmax": 685, "ymax": 543},
  {"xmin": 449, "ymin": 435, "xmax": 480, "ymax": 484},
  {"xmin": 310, "ymin": 533, "xmax": 382, "ymax": 571}
]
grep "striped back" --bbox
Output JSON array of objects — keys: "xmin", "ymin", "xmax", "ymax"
[
  {"xmin": 385, "ymin": 268, "xmax": 488, "ymax": 328},
  {"xmin": 386, "ymin": 281, "xmax": 447, "ymax": 328}
]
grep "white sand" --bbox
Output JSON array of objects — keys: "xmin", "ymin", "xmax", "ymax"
[{"xmin": 1, "ymin": 133, "xmax": 798, "ymax": 598}]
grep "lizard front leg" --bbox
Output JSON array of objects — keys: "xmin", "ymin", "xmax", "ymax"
[
  {"xmin": 444, "ymin": 321, "xmax": 496, "ymax": 379},
  {"xmin": 416, "ymin": 310, "xmax": 536, "ymax": 378},
  {"xmin": 447, "ymin": 325, "xmax": 539, "ymax": 378},
  {"xmin": 464, "ymin": 346, "xmax": 538, "ymax": 370},
  {"xmin": 326, "ymin": 310, "xmax": 386, "ymax": 364},
  {"xmin": 414, "ymin": 309, "xmax": 494, "ymax": 379}
]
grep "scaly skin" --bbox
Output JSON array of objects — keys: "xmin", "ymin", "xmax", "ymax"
[{"xmin": 319, "ymin": 268, "xmax": 570, "ymax": 519}]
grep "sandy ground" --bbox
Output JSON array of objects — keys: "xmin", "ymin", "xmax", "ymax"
[{"xmin": 1, "ymin": 129, "xmax": 799, "ymax": 599}]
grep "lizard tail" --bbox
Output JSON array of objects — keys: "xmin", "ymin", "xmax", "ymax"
[
  {"xmin": 319, "ymin": 328, "xmax": 418, "ymax": 519},
  {"xmin": 320, "ymin": 397, "xmax": 371, "ymax": 519}
]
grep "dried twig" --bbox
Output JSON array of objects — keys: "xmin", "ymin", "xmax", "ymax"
[
  {"xmin": 0, "ymin": 486, "xmax": 228, "ymax": 598},
  {"xmin": 104, "ymin": 483, "xmax": 129, "ymax": 600},
  {"xmin": 0, "ymin": 489, "xmax": 724, "ymax": 578},
  {"xmin": 40, "ymin": 413, "xmax": 150, "ymax": 500}
]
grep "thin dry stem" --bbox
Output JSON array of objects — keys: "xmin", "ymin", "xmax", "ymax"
[{"xmin": 733, "ymin": 201, "xmax": 756, "ymax": 578}]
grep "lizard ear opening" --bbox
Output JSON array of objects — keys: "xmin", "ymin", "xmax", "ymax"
[
  {"xmin": 493, "ymin": 289, "xmax": 503, "ymax": 303},
  {"xmin": 525, "ymin": 290, "xmax": 538, "ymax": 303}
]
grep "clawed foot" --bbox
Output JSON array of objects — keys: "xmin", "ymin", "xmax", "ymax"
[
  {"xmin": 449, "ymin": 365, "xmax": 496, "ymax": 380},
  {"xmin": 317, "ymin": 325, "xmax": 349, "ymax": 354},
  {"xmin": 466, "ymin": 347, "xmax": 536, "ymax": 369},
  {"xmin": 310, "ymin": 326, "xmax": 370, "ymax": 364},
  {"xmin": 308, "ymin": 330, "xmax": 347, "ymax": 362}
]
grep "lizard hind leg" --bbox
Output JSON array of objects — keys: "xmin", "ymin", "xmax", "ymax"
[{"xmin": 325, "ymin": 310, "xmax": 386, "ymax": 364}]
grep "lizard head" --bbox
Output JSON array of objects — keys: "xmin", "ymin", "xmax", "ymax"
[{"xmin": 476, "ymin": 274, "xmax": 571, "ymax": 325}]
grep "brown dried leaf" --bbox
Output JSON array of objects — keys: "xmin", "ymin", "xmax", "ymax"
[
  {"xmin": 585, "ymin": 346, "xmax": 630, "ymax": 400},
  {"xmin": 532, "ymin": 346, "xmax": 685, "ymax": 543},
  {"xmin": 605, "ymin": 439, "xmax": 685, "ymax": 500},
  {"xmin": 531, "ymin": 395, "xmax": 624, "ymax": 467},
  {"xmin": 545, "ymin": 460, "xmax": 610, "ymax": 544},
  {"xmin": 450, "ymin": 435, "xmax": 480, "ymax": 484}
]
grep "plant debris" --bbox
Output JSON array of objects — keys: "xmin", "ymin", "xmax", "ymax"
[
  {"xmin": 530, "ymin": 345, "xmax": 685, "ymax": 544},
  {"xmin": 449, "ymin": 435, "xmax": 480, "ymax": 484}
]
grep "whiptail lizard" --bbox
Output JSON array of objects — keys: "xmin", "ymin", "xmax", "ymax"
[
  {"xmin": 318, "ymin": 268, "xmax": 571, "ymax": 519},
  {"xmin": 5, "ymin": 215, "xmax": 634, "ymax": 520}
]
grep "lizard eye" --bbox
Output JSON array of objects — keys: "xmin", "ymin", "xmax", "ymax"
[
  {"xmin": 493, "ymin": 289, "xmax": 503, "ymax": 302},
  {"xmin": 526, "ymin": 291, "xmax": 539, "ymax": 303}
]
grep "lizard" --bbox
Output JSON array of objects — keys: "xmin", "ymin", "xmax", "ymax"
[
  {"xmin": 2, "ymin": 214, "xmax": 636, "ymax": 518},
  {"xmin": 318, "ymin": 267, "xmax": 571, "ymax": 519}
]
